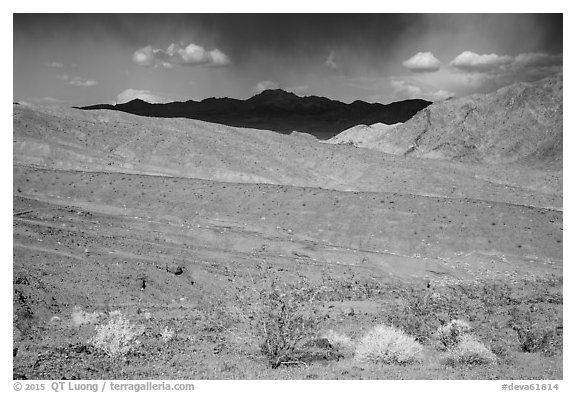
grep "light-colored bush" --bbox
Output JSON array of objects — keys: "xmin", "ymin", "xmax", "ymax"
[
  {"xmin": 441, "ymin": 334, "xmax": 497, "ymax": 366},
  {"xmin": 88, "ymin": 314, "xmax": 144, "ymax": 358},
  {"xmin": 437, "ymin": 319, "xmax": 472, "ymax": 350},
  {"xmin": 71, "ymin": 306, "xmax": 102, "ymax": 327},
  {"xmin": 355, "ymin": 324, "xmax": 424, "ymax": 364},
  {"xmin": 161, "ymin": 326, "xmax": 176, "ymax": 342}
]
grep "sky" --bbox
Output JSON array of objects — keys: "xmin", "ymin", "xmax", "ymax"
[{"xmin": 13, "ymin": 14, "xmax": 563, "ymax": 106}]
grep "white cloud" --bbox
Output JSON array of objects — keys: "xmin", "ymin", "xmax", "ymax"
[
  {"xmin": 133, "ymin": 43, "xmax": 230, "ymax": 68},
  {"xmin": 132, "ymin": 46, "xmax": 155, "ymax": 67},
  {"xmin": 402, "ymin": 52, "xmax": 441, "ymax": 73},
  {"xmin": 57, "ymin": 74, "xmax": 98, "ymax": 87},
  {"xmin": 449, "ymin": 51, "xmax": 513, "ymax": 73},
  {"xmin": 45, "ymin": 61, "xmax": 64, "ymax": 68},
  {"xmin": 254, "ymin": 80, "xmax": 280, "ymax": 94},
  {"xmin": 116, "ymin": 89, "xmax": 176, "ymax": 104},
  {"xmin": 325, "ymin": 51, "xmax": 338, "ymax": 70}
]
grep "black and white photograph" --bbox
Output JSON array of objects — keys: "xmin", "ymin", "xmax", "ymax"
[{"xmin": 10, "ymin": 9, "xmax": 567, "ymax": 385}]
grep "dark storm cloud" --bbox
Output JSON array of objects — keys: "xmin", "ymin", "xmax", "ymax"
[
  {"xmin": 14, "ymin": 14, "xmax": 185, "ymax": 44},
  {"xmin": 14, "ymin": 14, "xmax": 418, "ymax": 60},
  {"xmin": 14, "ymin": 14, "xmax": 563, "ymax": 64}
]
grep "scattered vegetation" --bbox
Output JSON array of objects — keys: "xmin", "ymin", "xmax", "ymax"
[
  {"xmin": 385, "ymin": 277, "xmax": 563, "ymax": 354},
  {"xmin": 317, "ymin": 267, "xmax": 382, "ymax": 301},
  {"xmin": 225, "ymin": 263, "xmax": 562, "ymax": 373},
  {"xmin": 16, "ymin": 261, "xmax": 562, "ymax": 379}
]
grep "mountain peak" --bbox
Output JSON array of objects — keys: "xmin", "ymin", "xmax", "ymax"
[
  {"xmin": 248, "ymin": 89, "xmax": 299, "ymax": 103},
  {"xmin": 255, "ymin": 89, "xmax": 297, "ymax": 97},
  {"xmin": 124, "ymin": 98, "xmax": 150, "ymax": 105}
]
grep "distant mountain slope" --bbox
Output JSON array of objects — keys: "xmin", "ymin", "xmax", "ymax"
[
  {"xmin": 76, "ymin": 90, "xmax": 431, "ymax": 139},
  {"xmin": 13, "ymin": 104, "xmax": 562, "ymax": 209},
  {"xmin": 334, "ymin": 74, "xmax": 562, "ymax": 168}
]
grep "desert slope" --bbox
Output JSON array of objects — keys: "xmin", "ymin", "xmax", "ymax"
[
  {"xmin": 13, "ymin": 103, "xmax": 561, "ymax": 209},
  {"xmin": 330, "ymin": 73, "xmax": 562, "ymax": 168}
]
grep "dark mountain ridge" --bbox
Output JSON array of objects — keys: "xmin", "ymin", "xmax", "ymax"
[{"xmin": 77, "ymin": 89, "xmax": 431, "ymax": 139}]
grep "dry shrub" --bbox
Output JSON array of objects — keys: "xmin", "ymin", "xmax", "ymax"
[
  {"xmin": 88, "ymin": 313, "xmax": 144, "ymax": 358},
  {"xmin": 161, "ymin": 326, "xmax": 176, "ymax": 342},
  {"xmin": 256, "ymin": 280, "xmax": 326, "ymax": 368},
  {"xmin": 354, "ymin": 324, "xmax": 424, "ymax": 365},
  {"xmin": 441, "ymin": 334, "xmax": 496, "ymax": 366},
  {"xmin": 229, "ymin": 265, "xmax": 338, "ymax": 368},
  {"xmin": 437, "ymin": 319, "xmax": 472, "ymax": 350}
]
